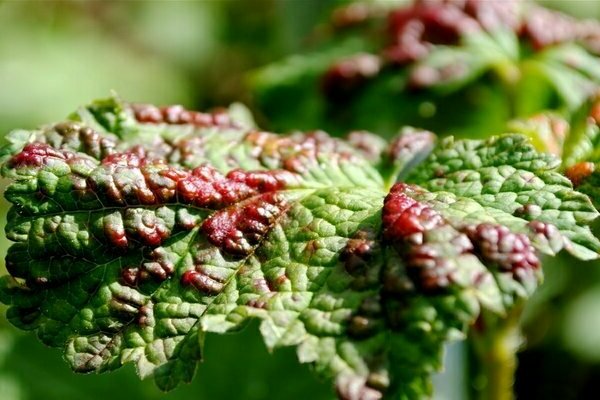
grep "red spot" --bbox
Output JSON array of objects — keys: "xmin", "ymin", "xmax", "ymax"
[
  {"xmin": 385, "ymin": 3, "xmax": 479, "ymax": 65},
  {"xmin": 464, "ymin": 223, "xmax": 540, "ymax": 279},
  {"xmin": 52, "ymin": 122, "xmax": 117, "ymax": 160},
  {"xmin": 101, "ymin": 147, "xmax": 147, "ymax": 167},
  {"xmin": 346, "ymin": 131, "xmax": 387, "ymax": 163},
  {"xmin": 202, "ymin": 192, "xmax": 288, "ymax": 256},
  {"xmin": 226, "ymin": 169, "xmax": 297, "ymax": 192},
  {"xmin": 131, "ymin": 103, "xmax": 240, "ymax": 128},
  {"xmin": 381, "ymin": 184, "xmax": 498, "ymax": 293},
  {"xmin": 405, "ymin": 232, "xmax": 473, "ymax": 292},
  {"xmin": 528, "ymin": 220, "xmax": 558, "ymax": 237},
  {"xmin": 528, "ymin": 220, "xmax": 564, "ymax": 253},
  {"xmin": 322, "ymin": 54, "xmax": 381, "ymax": 100},
  {"xmin": 145, "ymin": 166, "xmax": 189, "ymax": 203},
  {"xmin": 382, "ymin": 183, "xmax": 443, "ymax": 241},
  {"xmin": 145, "ymin": 248, "xmax": 174, "ymax": 280},
  {"xmin": 243, "ymin": 130, "xmax": 357, "ymax": 175},
  {"xmin": 120, "ymin": 249, "xmax": 174, "ymax": 287},
  {"xmin": 177, "ymin": 165, "xmax": 295, "ymax": 209},
  {"xmin": 9, "ymin": 143, "xmax": 69, "ymax": 168},
  {"xmin": 121, "ymin": 266, "xmax": 141, "ymax": 286},
  {"xmin": 105, "ymin": 223, "xmax": 128, "ymax": 248},
  {"xmin": 181, "ymin": 269, "xmax": 224, "ymax": 294},
  {"xmin": 34, "ymin": 277, "xmax": 49, "ymax": 287},
  {"xmin": 384, "ymin": 0, "xmax": 524, "ymax": 65},
  {"xmin": 177, "ymin": 165, "xmax": 253, "ymax": 208},
  {"xmin": 388, "ymin": 128, "xmax": 435, "ymax": 162},
  {"xmin": 124, "ymin": 209, "xmax": 171, "ymax": 247},
  {"xmin": 521, "ymin": 6, "xmax": 579, "ymax": 51},
  {"xmin": 131, "ymin": 104, "xmax": 163, "ymax": 123},
  {"xmin": 96, "ymin": 150, "xmax": 298, "ymax": 210}
]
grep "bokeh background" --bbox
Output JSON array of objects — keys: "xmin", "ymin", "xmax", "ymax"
[{"xmin": 1, "ymin": 1, "xmax": 600, "ymax": 399}]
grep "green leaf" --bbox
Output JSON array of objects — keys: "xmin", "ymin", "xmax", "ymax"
[
  {"xmin": 0, "ymin": 97, "xmax": 597, "ymax": 399},
  {"xmin": 407, "ymin": 135, "xmax": 600, "ymax": 261},
  {"xmin": 560, "ymin": 95, "xmax": 600, "ymax": 168}
]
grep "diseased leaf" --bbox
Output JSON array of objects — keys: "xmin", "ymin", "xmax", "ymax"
[
  {"xmin": 0, "ymin": 97, "xmax": 598, "ymax": 399},
  {"xmin": 406, "ymin": 135, "xmax": 600, "ymax": 260},
  {"xmin": 508, "ymin": 94, "xmax": 600, "ymax": 216}
]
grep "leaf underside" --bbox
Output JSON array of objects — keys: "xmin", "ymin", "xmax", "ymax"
[{"xmin": 0, "ymin": 97, "xmax": 598, "ymax": 399}]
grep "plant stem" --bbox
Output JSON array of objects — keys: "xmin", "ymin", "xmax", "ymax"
[
  {"xmin": 469, "ymin": 307, "xmax": 523, "ymax": 400},
  {"xmin": 494, "ymin": 62, "xmax": 521, "ymax": 120}
]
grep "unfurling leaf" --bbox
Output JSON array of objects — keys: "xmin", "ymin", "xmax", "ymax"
[
  {"xmin": 510, "ymin": 93, "xmax": 600, "ymax": 215},
  {"xmin": 0, "ymin": 97, "xmax": 598, "ymax": 399}
]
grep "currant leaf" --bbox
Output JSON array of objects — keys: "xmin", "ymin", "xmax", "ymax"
[{"xmin": 0, "ymin": 97, "xmax": 597, "ymax": 399}]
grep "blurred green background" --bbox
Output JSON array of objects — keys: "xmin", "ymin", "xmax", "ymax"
[{"xmin": 1, "ymin": 1, "xmax": 600, "ymax": 399}]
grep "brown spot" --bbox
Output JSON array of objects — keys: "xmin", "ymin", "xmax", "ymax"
[
  {"xmin": 591, "ymin": 102, "xmax": 600, "ymax": 124},
  {"xmin": 341, "ymin": 230, "xmax": 378, "ymax": 277},
  {"xmin": 347, "ymin": 315, "xmax": 380, "ymax": 339},
  {"xmin": 514, "ymin": 204, "xmax": 542, "ymax": 219},
  {"xmin": 121, "ymin": 266, "xmax": 141, "ymax": 286},
  {"xmin": 137, "ymin": 305, "xmax": 151, "ymax": 326},
  {"xmin": 275, "ymin": 274, "xmax": 288, "ymax": 286},
  {"xmin": 565, "ymin": 162, "xmax": 595, "ymax": 187},
  {"xmin": 304, "ymin": 240, "xmax": 320, "ymax": 257},
  {"xmin": 246, "ymin": 299, "xmax": 267, "ymax": 309}
]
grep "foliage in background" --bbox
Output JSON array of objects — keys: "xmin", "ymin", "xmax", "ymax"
[{"xmin": 251, "ymin": 0, "xmax": 600, "ymax": 139}]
